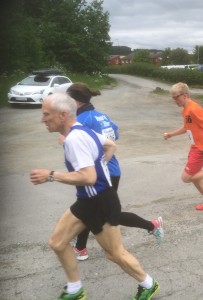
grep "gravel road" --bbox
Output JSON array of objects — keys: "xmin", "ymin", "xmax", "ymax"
[{"xmin": 0, "ymin": 74, "xmax": 203, "ymax": 300}]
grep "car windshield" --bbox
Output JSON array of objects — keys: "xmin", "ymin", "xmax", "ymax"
[{"xmin": 18, "ymin": 76, "xmax": 51, "ymax": 86}]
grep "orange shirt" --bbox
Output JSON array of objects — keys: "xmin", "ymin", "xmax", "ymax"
[{"xmin": 182, "ymin": 99, "xmax": 203, "ymax": 150}]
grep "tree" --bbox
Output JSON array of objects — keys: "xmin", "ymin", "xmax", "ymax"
[
  {"xmin": 133, "ymin": 49, "xmax": 151, "ymax": 63},
  {"xmin": 0, "ymin": 0, "xmax": 43, "ymax": 73},
  {"xmin": 170, "ymin": 48, "xmax": 190, "ymax": 65},
  {"xmin": 0, "ymin": 0, "xmax": 111, "ymax": 74},
  {"xmin": 73, "ymin": 0, "xmax": 111, "ymax": 73},
  {"xmin": 161, "ymin": 48, "xmax": 191, "ymax": 66},
  {"xmin": 193, "ymin": 45, "xmax": 203, "ymax": 64},
  {"xmin": 110, "ymin": 46, "xmax": 132, "ymax": 55},
  {"xmin": 160, "ymin": 48, "xmax": 172, "ymax": 65}
]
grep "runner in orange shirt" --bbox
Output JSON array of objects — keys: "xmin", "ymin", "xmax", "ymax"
[{"xmin": 163, "ymin": 82, "xmax": 203, "ymax": 210}]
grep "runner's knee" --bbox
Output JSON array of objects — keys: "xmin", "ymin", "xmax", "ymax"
[
  {"xmin": 104, "ymin": 251, "xmax": 114, "ymax": 261},
  {"xmin": 181, "ymin": 173, "xmax": 192, "ymax": 183},
  {"xmin": 48, "ymin": 235, "xmax": 66, "ymax": 252},
  {"xmin": 104, "ymin": 247, "xmax": 126, "ymax": 263}
]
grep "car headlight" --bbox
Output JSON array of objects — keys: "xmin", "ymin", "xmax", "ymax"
[
  {"xmin": 32, "ymin": 89, "xmax": 45, "ymax": 95},
  {"xmin": 10, "ymin": 89, "xmax": 19, "ymax": 94}
]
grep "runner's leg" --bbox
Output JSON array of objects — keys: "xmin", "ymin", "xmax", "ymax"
[{"xmin": 49, "ymin": 208, "xmax": 86, "ymax": 282}]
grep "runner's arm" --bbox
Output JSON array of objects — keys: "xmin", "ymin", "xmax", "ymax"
[
  {"xmin": 30, "ymin": 166, "xmax": 97, "ymax": 186},
  {"xmin": 163, "ymin": 125, "xmax": 186, "ymax": 140},
  {"xmin": 103, "ymin": 138, "xmax": 117, "ymax": 162}
]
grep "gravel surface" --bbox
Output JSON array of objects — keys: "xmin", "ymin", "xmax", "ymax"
[{"xmin": 0, "ymin": 74, "xmax": 203, "ymax": 300}]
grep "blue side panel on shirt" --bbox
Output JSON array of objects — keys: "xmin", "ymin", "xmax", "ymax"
[{"xmin": 65, "ymin": 125, "xmax": 112, "ymax": 199}]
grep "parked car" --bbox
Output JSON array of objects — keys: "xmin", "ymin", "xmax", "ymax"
[
  {"xmin": 195, "ymin": 64, "xmax": 203, "ymax": 72},
  {"xmin": 8, "ymin": 68, "xmax": 73, "ymax": 105}
]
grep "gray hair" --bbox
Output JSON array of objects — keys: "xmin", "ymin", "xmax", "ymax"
[{"xmin": 44, "ymin": 93, "xmax": 77, "ymax": 117}]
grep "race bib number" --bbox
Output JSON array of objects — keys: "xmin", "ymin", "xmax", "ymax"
[
  {"xmin": 101, "ymin": 127, "xmax": 116, "ymax": 141},
  {"xmin": 186, "ymin": 130, "xmax": 195, "ymax": 144}
]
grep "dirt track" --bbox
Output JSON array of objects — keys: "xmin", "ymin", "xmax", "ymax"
[{"xmin": 0, "ymin": 74, "xmax": 203, "ymax": 300}]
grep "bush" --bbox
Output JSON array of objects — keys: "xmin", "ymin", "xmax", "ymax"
[
  {"xmin": 106, "ymin": 63, "xmax": 203, "ymax": 87},
  {"xmin": 0, "ymin": 71, "xmax": 27, "ymax": 107}
]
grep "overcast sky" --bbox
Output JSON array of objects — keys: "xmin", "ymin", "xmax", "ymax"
[{"xmin": 101, "ymin": 0, "xmax": 203, "ymax": 53}]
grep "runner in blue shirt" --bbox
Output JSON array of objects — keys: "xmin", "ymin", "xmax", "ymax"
[{"xmin": 64, "ymin": 83, "xmax": 164, "ymax": 261}]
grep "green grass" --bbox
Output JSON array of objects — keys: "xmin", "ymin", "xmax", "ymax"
[
  {"xmin": 151, "ymin": 87, "xmax": 169, "ymax": 95},
  {"xmin": 0, "ymin": 71, "xmax": 116, "ymax": 108},
  {"xmin": 151, "ymin": 87, "xmax": 203, "ymax": 104},
  {"xmin": 67, "ymin": 72, "xmax": 116, "ymax": 89}
]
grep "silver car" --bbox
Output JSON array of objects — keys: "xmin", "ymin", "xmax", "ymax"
[{"xmin": 8, "ymin": 69, "xmax": 73, "ymax": 105}]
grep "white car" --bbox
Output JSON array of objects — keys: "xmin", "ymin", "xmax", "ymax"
[{"xmin": 8, "ymin": 69, "xmax": 73, "ymax": 105}]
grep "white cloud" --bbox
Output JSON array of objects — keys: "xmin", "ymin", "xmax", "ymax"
[{"xmin": 101, "ymin": 0, "xmax": 203, "ymax": 52}]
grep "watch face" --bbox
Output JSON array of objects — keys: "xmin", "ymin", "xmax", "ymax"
[
  {"xmin": 48, "ymin": 171, "xmax": 55, "ymax": 182},
  {"xmin": 48, "ymin": 175, "xmax": 54, "ymax": 182}
]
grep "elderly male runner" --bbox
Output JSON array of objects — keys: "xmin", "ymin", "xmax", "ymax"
[{"xmin": 30, "ymin": 92, "xmax": 160, "ymax": 300}]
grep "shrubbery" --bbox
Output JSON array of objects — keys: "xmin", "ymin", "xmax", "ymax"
[{"xmin": 106, "ymin": 63, "xmax": 203, "ymax": 87}]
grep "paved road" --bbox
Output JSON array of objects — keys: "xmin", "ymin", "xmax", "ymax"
[{"xmin": 0, "ymin": 75, "xmax": 203, "ymax": 300}]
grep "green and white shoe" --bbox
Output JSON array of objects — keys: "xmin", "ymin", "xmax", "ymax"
[
  {"xmin": 131, "ymin": 280, "xmax": 160, "ymax": 300},
  {"xmin": 57, "ymin": 287, "xmax": 87, "ymax": 300}
]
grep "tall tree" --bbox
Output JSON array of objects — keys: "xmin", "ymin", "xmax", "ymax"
[
  {"xmin": 40, "ymin": 0, "xmax": 110, "ymax": 73},
  {"xmin": 0, "ymin": 0, "xmax": 43, "ymax": 73},
  {"xmin": 161, "ymin": 48, "xmax": 190, "ymax": 65},
  {"xmin": 78, "ymin": 0, "xmax": 111, "ymax": 72},
  {"xmin": 169, "ymin": 48, "xmax": 190, "ymax": 65},
  {"xmin": 0, "ymin": 0, "xmax": 111, "ymax": 74}
]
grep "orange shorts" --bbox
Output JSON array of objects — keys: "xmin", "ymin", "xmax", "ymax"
[{"xmin": 184, "ymin": 146, "xmax": 203, "ymax": 175}]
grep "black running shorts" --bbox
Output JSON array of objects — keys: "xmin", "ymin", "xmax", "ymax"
[{"xmin": 70, "ymin": 187, "xmax": 121, "ymax": 234}]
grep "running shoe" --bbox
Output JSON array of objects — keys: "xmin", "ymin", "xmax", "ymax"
[
  {"xmin": 73, "ymin": 247, "xmax": 89, "ymax": 261},
  {"xmin": 195, "ymin": 204, "xmax": 203, "ymax": 210},
  {"xmin": 57, "ymin": 287, "xmax": 87, "ymax": 300},
  {"xmin": 149, "ymin": 216, "xmax": 164, "ymax": 244},
  {"xmin": 131, "ymin": 280, "xmax": 160, "ymax": 300}
]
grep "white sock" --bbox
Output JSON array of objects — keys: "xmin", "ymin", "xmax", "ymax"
[
  {"xmin": 67, "ymin": 280, "xmax": 82, "ymax": 294},
  {"xmin": 139, "ymin": 274, "xmax": 153, "ymax": 289}
]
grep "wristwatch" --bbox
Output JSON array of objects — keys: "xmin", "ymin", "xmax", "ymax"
[{"xmin": 47, "ymin": 170, "xmax": 55, "ymax": 182}]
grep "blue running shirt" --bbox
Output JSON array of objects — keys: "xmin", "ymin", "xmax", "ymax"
[{"xmin": 77, "ymin": 110, "xmax": 121, "ymax": 177}]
